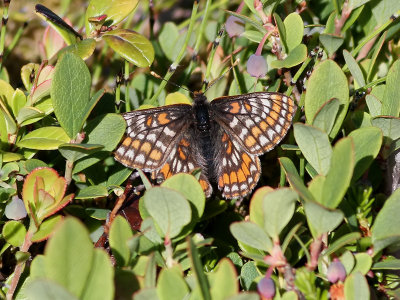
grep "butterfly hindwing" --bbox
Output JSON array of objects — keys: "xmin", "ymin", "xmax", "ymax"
[
  {"xmin": 210, "ymin": 92, "xmax": 295, "ymax": 155},
  {"xmin": 213, "ymin": 127, "xmax": 261, "ymax": 198},
  {"xmin": 152, "ymin": 132, "xmax": 213, "ymax": 197},
  {"xmin": 115, "ymin": 104, "xmax": 192, "ymax": 171}
]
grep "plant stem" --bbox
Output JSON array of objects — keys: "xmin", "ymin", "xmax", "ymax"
[
  {"xmin": 150, "ymin": 1, "xmax": 199, "ymax": 104},
  {"xmin": 3, "ymin": 21, "xmax": 26, "ymax": 60},
  {"xmin": 124, "ymin": 60, "xmax": 131, "ymax": 111},
  {"xmin": 6, "ymin": 225, "xmax": 34, "ymax": 300}
]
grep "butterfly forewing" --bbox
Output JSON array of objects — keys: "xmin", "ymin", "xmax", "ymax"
[
  {"xmin": 210, "ymin": 92, "xmax": 295, "ymax": 155},
  {"xmin": 115, "ymin": 104, "xmax": 192, "ymax": 171}
]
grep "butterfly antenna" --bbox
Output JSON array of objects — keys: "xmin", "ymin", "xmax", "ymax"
[
  {"xmin": 150, "ymin": 71, "xmax": 194, "ymax": 95},
  {"xmin": 204, "ymin": 58, "xmax": 240, "ymax": 93}
]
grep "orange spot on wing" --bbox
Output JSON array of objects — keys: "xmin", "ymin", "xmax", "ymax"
[
  {"xmin": 199, "ymin": 179, "xmax": 209, "ymax": 193},
  {"xmin": 230, "ymin": 171, "xmax": 238, "ymax": 183},
  {"xmin": 259, "ymin": 121, "xmax": 268, "ymax": 131},
  {"xmin": 132, "ymin": 139, "xmax": 140, "ymax": 149},
  {"xmin": 244, "ymin": 102, "xmax": 251, "ymax": 111},
  {"xmin": 241, "ymin": 162, "xmax": 251, "ymax": 176},
  {"xmin": 157, "ymin": 113, "xmax": 170, "ymax": 125},
  {"xmin": 146, "ymin": 116, "xmax": 153, "ymax": 127},
  {"xmin": 149, "ymin": 149, "xmax": 162, "ymax": 161},
  {"xmin": 180, "ymin": 139, "xmax": 190, "ymax": 147},
  {"xmin": 251, "ymin": 126, "xmax": 262, "ymax": 138},
  {"xmin": 245, "ymin": 136, "xmax": 256, "ymax": 147},
  {"xmin": 237, "ymin": 169, "xmax": 246, "ymax": 183},
  {"xmin": 242, "ymin": 153, "xmax": 252, "ymax": 166},
  {"xmin": 178, "ymin": 149, "xmax": 186, "ymax": 160},
  {"xmin": 218, "ymin": 176, "xmax": 224, "ymax": 187},
  {"xmin": 122, "ymin": 137, "xmax": 132, "ymax": 146},
  {"xmin": 229, "ymin": 102, "xmax": 241, "ymax": 113},
  {"xmin": 223, "ymin": 173, "xmax": 229, "ymax": 186},
  {"xmin": 160, "ymin": 163, "xmax": 171, "ymax": 178},
  {"xmin": 222, "ymin": 133, "xmax": 229, "ymax": 142},
  {"xmin": 270, "ymin": 110, "xmax": 279, "ymax": 120},
  {"xmin": 266, "ymin": 116, "xmax": 275, "ymax": 126},
  {"xmin": 140, "ymin": 142, "xmax": 152, "ymax": 154},
  {"xmin": 226, "ymin": 141, "xmax": 232, "ymax": 154}
]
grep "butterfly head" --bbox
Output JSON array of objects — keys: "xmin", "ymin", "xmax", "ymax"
[{"xmin": 193, "ymin": 91, "xmax": 208, "ymax": 105}]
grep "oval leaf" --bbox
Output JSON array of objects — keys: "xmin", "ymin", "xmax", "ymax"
[
  {"xmin": 103, "ymin": 29, "xmax": 154, "ymax": 68},
  {"xmin": 17, "ymin": 127, "xmax": 70, "ymax": 150}
]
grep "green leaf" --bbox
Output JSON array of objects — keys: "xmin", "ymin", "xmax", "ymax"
[
  {"xmin": 304, "ymin": 201, "xmax": 344, "ymax": 238},
  {"xmin": 319, "ymin": 34, "xmax": 344, "ymax": 57},
  {"xmin": 344, "ymin": 272, "xmax": 370, "ymax": 300},
  {"xmin": 188, "ymin": 236, "xmax": 211, "ymax": 300},
  {"xmin": 382, "ymin": 60, "xmax": 400, "ymax": 116},
  {"xmin": 157, "ymin": 266, "xmax": 189, "ymax": 300},
  {"xmin": 32, "ymin": 217, "xmax": 114, "ymax": 299},
  {"xmin": 279, "ymin": 157, "xmax": 315, "ymax": 202},
  {"xmin": 313, "ymin": 99, "xmax": 340, "ymax": 135},
  {"xmin": 240, "ymin": 262, "xmax": 259, "ymax": 291},
  {"xmin": 209, "ymin": 258, "xmax": 238, "ymax": 300},
  {"xmin": 2, "ymin": 221, "xmax": 27, "ymax": 247},
  {"xmin": 348, "ymin": 0, "xmax": 371, "ymax": 10},
  {"xmin": 17, "ymin": 127, "xmax": 70, "ymax": 150},
  {"xmin": 371, "ymin": 0, "xmax": 400, "ymax": 26},
  {"xmin": 293, "ymin": 123, "xmax": 332, "ymax": 175},
  {"xmin": 103, "ymin": 29, "xmax": 154, "ymax": 68},
  {"xmin": 249, "ymin": 187, "xmax": 273, "ymax": 227},
  {"xmin": 75, "ymin": 185, "xmax": 108, "ymax": 199},
  {"xmin": 372, "ymin": 188, "xmax": 400, "ymax": 253},
  {"xmin": 343, "ymin": 50, "xmax": 365, "ymax": 87},
  {"xmin": 365, "ymin": 95, "xmax": 382, "ymax": 117},
  {"xmin": 31, "ymin": 215, "xmax": 63, "ymax": 243},
  {"xmin": 73, "ymin": 113, "xmax": 126, "ymax": 173},
  {"xmin": 270, "ymin": 44, "xmax": 307, "ymax": 69},
  {"xmin": 85, "ymin": 208, "xmax": 110, "ymax": 220},
  {"xmin": 58, "ymin": 143, "xmax": 104, "ymax": 163},
  {"xmin": 323, "ymin": 232, "xmax": 361, "ymax": 256},
  {"xmin": 109, "ymin": 215, "xmax": 133, "ymax": 267},
  {"xmin": 367, "ymin": 32, "xmax": 386, "ymax": 83},
  {"xmin": 16, "ymin": 107, "xmax": 45, "ymax": 126},
  {"xmin": 230, "ymin": 221, "xmax": 272, "ymax": 252},
  {"xmin": 372, "ymin": 259, "xmax": 400, "ymax": 270},
  {"xmin": 263, "ymin": 188, "xmax": 298, "ymax": 239},
  {"xmin": 26, "ymin": 279, "xmax": 78, "ymax": 300},
  {"xmin": 144, "ymin": 187, "xmax": 191, "ymax": 238},
  {"xmin": 51, "ymin": 52, "xmax": 92, "ymax": 139},
  {"xmin": 274, "ymin": 13, "xmax": 287, "ymax": 53},
  {"xmin": 305, "ymin": 60, "xmax": 349, "ymax": 138},
  {"xmin": 11, "ymin": 88, "xmax": 27, "ymax": 117},
  {"xmin": 348, "ymin": 127, "xmax": 382, "ymax": 181},
  {"xmin": 284, "ymin": 13, "xmax": 304, "ymax": 52},
  {"xmin": 159, "ymin": 22, "xmax": 185, "ymax": 62},
  {"xmin": 57, "ymin": 38, "xmax": 96, "ymax": 60},
  {"xmin": 161, "ymin": 173, "xmax": 205, "ymax": 239},
  {"xmin": 352, "ymin": 253, "xmax": 372, "ymax": 275},
  {"xmin": 85, "ymin": 0, "xmax": 139, "ymax": 35},
  {"xmin": 227, "ymin": 10, "xmax": 267, "ymax": 35},
  {"xmin": 321, "ymin": 137, "xmax": 354, "ymax": 208}
]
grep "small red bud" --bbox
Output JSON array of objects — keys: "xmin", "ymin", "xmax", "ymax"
[
  {"xmin": 257, "ymin": 276, "xmax": 275, "ymax": 299},
  {"xmin": 226, "ymin": 16, "xmax": 245, "ymax": 38},
  {"xmin": 327, "ymin": 259, "xmax": 346, "ymax": 283},
  {"xmin": 247, "ymin": 54, "xmax": 267, "ymax": 78}
]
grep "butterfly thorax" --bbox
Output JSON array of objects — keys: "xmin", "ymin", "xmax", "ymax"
[{"xmin": 192, "ymin": 92, "xmax": 215, "ymax": 178}]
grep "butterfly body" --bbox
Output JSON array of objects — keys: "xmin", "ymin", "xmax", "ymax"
[{"xmin": 115, "ymin": 92, "xmax": 295, "ymax": 199}]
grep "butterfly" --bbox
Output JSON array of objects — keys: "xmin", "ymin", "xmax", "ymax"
[{"xmin": 115, "ymin": 91, "xmax": 296, "ymax": 199}]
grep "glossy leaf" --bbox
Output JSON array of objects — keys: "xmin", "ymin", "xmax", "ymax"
[
  {"xmin": 270, "ymin": 44, "xmax": 307, "ymax": 69},
  {"xmin": 382, "ymin": 60, "xmax": 400, "ymax": 116},
  {"xmin": 144, "ymin": 187, "xmax": 191, "ymax": 238},
  {"xmin": 344, "ymin": 272, "xmax": 370, "ymax": 300},
  {"xmin": 294, "ymin": 123, "xmax": 332, "ymax": 175},
  {"xmin": 230, "ymin": 221, "xmax": 272, "ymax": 252},
  {"xmin": 103, "ymin": 29, "xmax": 154, "ymax": 68},
  {"xmin": 109, "ymin": 215, "xmax": 133, "ymax": 267},
  {"xmin": 283, "ymin": 13, "xmax": 304, "ymax": 52},
  {"xmin": 312, "ymin": 98, "xmax": 340, "ymax": 134},
  {"xmin": 305, "ymin": 60, "xmax": 349, "ymax": 138},
  {"xmin": 2, "ymin": 221, "xmax": 26, "ymax": 247},
  {"xmin": 372, "ymin": 188, "xmax": 400, "ymax": 253},
  {"xmin": 17, "ymin": 127, "xmax": 70, "ymax": 150}
]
